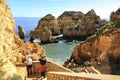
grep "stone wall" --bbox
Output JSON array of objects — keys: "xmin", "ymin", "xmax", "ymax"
[
  {"xmin": 47, "ymin": 72, "xmax": 100, "ymax": 80},
  {"xmin": 47, "ymin": 72, "xmax": 120, "ymax": 80},
  {"xmin": 32, "ymin": 60, "xmax": 73, "ymax": 75},
  {"xmin": 44, "ymin": 60, "xmax": 120, "ymax": 80},
  {"xmin": 46, "ymin": 60, "xmax": 74, "ymax": 72},
  {"xmin": 16, "ymin": 60, "xmax": 120, "ymax": 80},
  {"xmin": 15, "ymin": 60, "xmax": 74, "ymax": 79}
]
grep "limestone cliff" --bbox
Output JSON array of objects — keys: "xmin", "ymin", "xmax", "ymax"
[
  {"xmin": 35, "ymin": 14, "xmax": 60, "ymax": 35},
  {"xmin": 110, "ymin": 8, "xmax": 120, "ymax": 27},
  {"xmin": 31, "ymin": 10, "xmax": 107, "ymax": 43},
  {"xmin": 110, "ymin": 8, "xmax": 120, "ymax": 22},
  {"xmin": 58, "ymin": 10, "xmax": 107, "ymax": 38},
  {"xmin": 0, "ymin": 0, "xmax": 45, "ymax": 79},
  {"xmin": 30, "ymin": 14, "xmax": 59, "ymax": 43},
  {"xmin": 31, "ymin": 26, "xmax": 56, "ymax": 43},
  {"xmin": 57, "ymin": 11, "xmax": 84, "ymax": 35},
  {"xmin": 71, "ymin": 8, "xmax": 120, "ymax": 74}
]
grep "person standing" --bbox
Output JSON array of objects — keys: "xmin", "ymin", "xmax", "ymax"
[
  {"xmin": 26, "ymin": 52, "xmax": 33, "ymax": 77},
  {"xmin": 39, "ymin": 56, "xmax": 47, "ymax": 78}
]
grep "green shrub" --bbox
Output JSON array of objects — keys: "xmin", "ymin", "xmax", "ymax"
[
  {"xmin": 83, "ymin": 60, "xmax": 91, "ymax": 67},
  {"xmin": 74, "ymin": 69, "xmax": 83, "ymax": 73}
]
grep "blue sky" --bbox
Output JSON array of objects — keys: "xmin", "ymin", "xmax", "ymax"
[{"xmin": 6, "ymin": 0, "xmax": 120, "ymax": 18}]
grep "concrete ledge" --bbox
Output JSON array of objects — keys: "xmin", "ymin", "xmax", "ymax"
[
  {"xmin": 47, "ymin": 72, "xmax": 120, "ymax": 80},
  {"xmin": 46, "ymin": 60, "xmax": 74, "ymax": 73}
]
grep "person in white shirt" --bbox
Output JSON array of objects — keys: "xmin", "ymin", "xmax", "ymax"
[{"xmin": 26, "ymin": 52, "xmax": 33, "ymax": 77}]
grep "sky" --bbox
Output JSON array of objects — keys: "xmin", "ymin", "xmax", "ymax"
[{"xmin": 6, "ymin": 0, "xmax": 120, "ymax": 18}]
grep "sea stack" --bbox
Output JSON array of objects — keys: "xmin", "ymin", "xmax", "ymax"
[{"xmin": 18, "ymin": 25, "xmax": 26, "ymax": 40}]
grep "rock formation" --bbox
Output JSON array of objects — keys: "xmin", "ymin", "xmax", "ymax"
[
  {"xmin": 110, "ymin": 8, "xmax": 120, "ymax": 22},
  {"xmin": 30, "ymin": 14, "xmax": 59, "ymax": 43},
  {"xmin": 35, "ymin": 14, "xmax": 60, "ymax": 35},
  {"xmin": 58, "ymin": 10, "xmax": 106, "ymax": 38},
  {"xmin": 70, "ymin": 8, "xmax": 120, "ymax": 74},
  {"xmin": 31, "ymin": 10, "xmax": 108, "ymax": 43},
  {"xmin": 18, "ymin": 25, "xmax": 26, "ymax": 40},
  {"xmin": 57, "ymin": 11, "xmax": 84, "ymax": 34},
  {"xmin": 30, "ymin": 27, "xmax": 58, "ymax": 43},
  {"xmin": 110, "ymin": 8, "xmax": 120, "ymax": 27},
  {"xmin": 0, "ymin": 0, "xmax": 45, "ymax": 79}
]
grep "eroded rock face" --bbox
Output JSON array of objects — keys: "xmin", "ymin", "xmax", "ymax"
[
  {"xmin": 70, "ymin": 9, "xmax": 120, "ymax": 74},
  {"xmin": 32, "ymin": 10, "xmax": 107, "ymax": 42},
  {"xmin": 30, "ymin": 14, "xmax": 60, "ymax": 43},
  {"xmin": 110, "ymin": 8, "xmax": 120, "ymax": 28},
  {"xmin": 0, "ymin": 0, "xmax": 17, "ymax": 79},
  {"xmin": 58, "ymin": 10, "xmax": 105, "ymax": 38},
  {"xmin": 18, "ymin": 25, "xmax": 26, "ymax": 40},
  {"xmin": 110, "ymin": 8, "xmax": 120, "ymax": 22},
  {"xmin": 30, "ymin": 27, "xmax": 58, "ymax": 43},
  {"xmin": 30, "ymin": 27, "xmax": 53, "ymax": 43},
  {"xmin": 0, "ymin": 0, "xmax": 45, "ymax": 79},
  {"xmin": 35, "ymin": 14, "xmax": 60, "ymax": 35},
  {"xmin": 57, "ymin": 11, "xmax": 84, "ymax": 34},
  {"xmin": 115, "ymin": 16, "xmax": 120, "ymax": 27},
  {"xmin": 71, "ymin": 26, "xmax": 120, "ymax": 74}
]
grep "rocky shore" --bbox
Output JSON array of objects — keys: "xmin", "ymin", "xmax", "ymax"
[
  {"xmin": 0, "ymin": 0, "xmax": 120, "ymax": 79},
  {"xmin": 69, "ymin": 8, "xmax": 120, "ymax": 74},
  {"xmin": 29, "ymin": 5, "xmax": 120, "ymax": 75}
]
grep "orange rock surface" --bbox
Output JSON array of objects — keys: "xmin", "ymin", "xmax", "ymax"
[
  {"xmin": 71, "ymin": 8, "xmax": 120, "ymax": 74},
  {"xmin": 0, "ymin": 0, "xmax": 45, "ymax": 79}
]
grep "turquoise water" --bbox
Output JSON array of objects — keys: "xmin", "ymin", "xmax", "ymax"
[
  {"xmin": 42, "ymin": 40, "xmax": 78, "ymax": 65},
  {"xmin": 14, "ymin": 17, "xmax": 78, "ymax": 65}
]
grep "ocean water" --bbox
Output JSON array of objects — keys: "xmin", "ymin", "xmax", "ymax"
[
  {"xmin": 14, "ymin": 17, "xmax": 78, "ymax": 65},
  {"xmin": 14, "ymin": 17, "xmax": 40, "ymax": 41}
]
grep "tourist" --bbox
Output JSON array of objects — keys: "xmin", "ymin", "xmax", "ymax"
[
  {"xmin": 26, "ymin": 51, "xmax": 33, "ymax": 77},
  {"xmin": 63, "ymin": 57, "xmax": 70, "ymax": 67},
  {"xmin": 39, "ymin": 56, "xmax": 47, "ymax": 78},
  {"xmin": 68, "ymin": 59, "xmax": 76, "ymax": 68}
]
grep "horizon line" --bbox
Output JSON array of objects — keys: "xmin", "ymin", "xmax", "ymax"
[{"xmin": 14, "ymin": 16, "xmax": 110, "ymax": 19}]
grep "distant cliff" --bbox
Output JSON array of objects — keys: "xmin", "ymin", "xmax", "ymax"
[
  {"xmin": 30, "ymin": 10, "xmax": 107, "ymax": 43},
  {"xmin": 58, "ymin": 10, "xmax": 107, "ymax": 38},
  {"xmin": 71, "ymin": 8, "xmax": 120, "ymax": 74},
  {"xmin": 57, "ymin": 11, "xmax": 84, "ymax": 34},
  {"xmin": 30, "ymin": 14, "xmax": 59, "ymax": 43},
  {"xmin": 36, "ymin": 14, "xmax": 60, "ymax": 35},
  {"xmin": 0, "ymin": 0, "xmax": 45, "ymax": 79}
]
